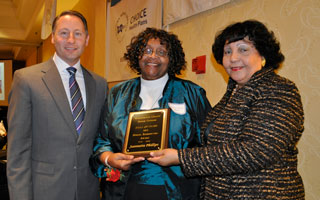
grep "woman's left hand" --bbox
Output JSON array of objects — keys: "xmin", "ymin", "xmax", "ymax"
[{"xmin": 147, "ymin": 148, "xmax": 180, "ymax": 166}]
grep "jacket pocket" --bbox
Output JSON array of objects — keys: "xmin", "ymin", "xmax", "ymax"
[{"xmin": 32, "ymin": 160, "xmax": 55, "ymax": 175}]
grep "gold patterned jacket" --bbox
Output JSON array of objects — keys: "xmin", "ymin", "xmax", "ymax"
[{"xmin": 179, "ymin": 67, "xmax": 304, "ymax": 200}]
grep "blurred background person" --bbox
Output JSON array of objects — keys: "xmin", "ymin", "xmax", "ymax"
[
  {"xmin": 0, "ymin": 120, "xmax": 6, "ymax": 149},
  {"xmin": 90, "ymin": 27, "xmax": 211, "ymax": 200},
  {"xmin": 0, "ymin": 120, "xmax": 8, "ymax": 199},
  {"xmin": 148, "ymin": 20, "xmax": 305, "ymax": 200}
]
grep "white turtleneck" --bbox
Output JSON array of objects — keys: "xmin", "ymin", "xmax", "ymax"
[{"xmin": 139, "ymin": 73, "xmax": 169, "ymax": 110}]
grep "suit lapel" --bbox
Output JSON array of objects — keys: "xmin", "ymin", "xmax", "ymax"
[{"xmin": 42, "ymin": 59, "xmax": 78, "ymax": 137}]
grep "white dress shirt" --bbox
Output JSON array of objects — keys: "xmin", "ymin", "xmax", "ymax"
[{"xmin": 53, "ymin": 53, "xmax": 87, "ymax": 111}]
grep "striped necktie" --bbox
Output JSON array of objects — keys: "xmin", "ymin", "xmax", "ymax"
[{"xmin": 67, "ymin": 67, "xmax": 85, "ymax": 134}]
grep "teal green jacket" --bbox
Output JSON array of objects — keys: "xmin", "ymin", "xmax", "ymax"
[{"xmin": 90, "ymin": 76, "xmax": 211, "ymax": 199}]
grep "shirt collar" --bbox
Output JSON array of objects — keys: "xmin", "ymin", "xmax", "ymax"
[
  {"xmin": 53, "ymin": 53, "xmax": 82, "ymax": 74},
  {"xmin": 140, "ymin": 73, "xmax": 169, "ymax": 88}
]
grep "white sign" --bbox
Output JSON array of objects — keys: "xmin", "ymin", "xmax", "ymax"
[
  {"xmin": 163, "ymin": 0, "xmax": 231, "ymax": 27},
  {"xmin": 106, "ymin": 0, "xmax": 162, "ymax": 82},
  {"xmin": 41, "ymin": 0, "xmax": 57, "ymax": 40}
]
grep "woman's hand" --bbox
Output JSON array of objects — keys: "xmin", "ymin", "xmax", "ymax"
[
  {"xmin": 100, "ymin": 151, "xmax": 144, "ymax": 171},
  {"xmin": 147, "ymin": 148, "xmax": 180, "ymax": 166}
]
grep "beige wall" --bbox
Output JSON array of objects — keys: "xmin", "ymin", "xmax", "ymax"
[
  {"xmin": 168, "ymin": 0, "xmax": 319, "ymax": 199},
  {"xmin": 72, "ymin": 0, "xmax": 107, "ymax": 77}
]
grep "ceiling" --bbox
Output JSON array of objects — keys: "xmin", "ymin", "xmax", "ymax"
[{"xmin": 0, "ymin": 0, "xmax": 79, "ymax": 61}]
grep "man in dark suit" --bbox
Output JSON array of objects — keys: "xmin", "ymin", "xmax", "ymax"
[{"xmin": 7, "ymin": 10, "xmax": 108, "ymax": 200}]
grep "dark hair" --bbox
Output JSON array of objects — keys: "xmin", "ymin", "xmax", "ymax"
[
  {"xmin": 52, "ymin": 10, "xmax": 88, "ymax": 35},
  {"xmin": 124, "ymin": 27, "xmax": 186, "ymax": 76},
  {"xmin": 212, "ymin": 20, "xmax": 284, "ymax": 69}
]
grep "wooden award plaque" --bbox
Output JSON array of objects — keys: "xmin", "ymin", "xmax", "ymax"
[{"xmin": 122, "ymin": 108, "xmax": 170, "ymax": 157}]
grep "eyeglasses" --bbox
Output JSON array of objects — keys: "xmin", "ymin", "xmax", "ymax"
[{"xmin": 143, "ymin": 47, "xmax": 168, "ymax": 57}]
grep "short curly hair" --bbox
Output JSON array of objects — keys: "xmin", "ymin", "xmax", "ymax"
[
  {"xmin": 124, "ymin": 27, "xmax": 186, "ymax": 76},
  {"xmin": 212, "ymin": 20, "xmax": 284, "ymax": 69}
]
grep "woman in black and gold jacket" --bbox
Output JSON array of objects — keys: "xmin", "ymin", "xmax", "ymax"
[{"xmin": 148, "ymin": 20, "xmax": 305, "ymax": 199}]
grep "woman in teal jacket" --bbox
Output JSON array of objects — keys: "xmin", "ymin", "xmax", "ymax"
[{"xmin": 90, "ymin": 28, "xmax": 211, "ymax": 200}]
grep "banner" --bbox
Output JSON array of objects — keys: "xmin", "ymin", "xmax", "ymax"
[
  {"xmin": 41, "ymin": 0, "xmax": 57, "ymax": 40},
  {"xmin": 0, "ymin": 63, "xmax": 4, "ymax": 101},
  {"xmin": 163, "ymin": 0, "xmax": 231, "ymax": 27},
  {"xmin": 106, "ymin": 0, "xmax": 162, "ymax": 82}
]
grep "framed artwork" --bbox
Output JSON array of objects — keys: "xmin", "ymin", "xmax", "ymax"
[{"xmin": 0, "ymin": 60, "xmax": 12, "ymax": 106}]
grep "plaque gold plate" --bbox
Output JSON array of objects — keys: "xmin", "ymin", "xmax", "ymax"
[{"xmin": 122, "ymin": 108, "xmax": 170, "ymax": 157}]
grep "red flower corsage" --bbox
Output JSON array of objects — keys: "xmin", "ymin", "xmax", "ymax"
[{"xmin": 104, "ymin": 168, "xmax": 124, "ymax": 182}]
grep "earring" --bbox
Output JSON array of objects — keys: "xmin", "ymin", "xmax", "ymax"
[{"xmin": 261, "ymin": 59, "xmax": 266, "ymax": 67}]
